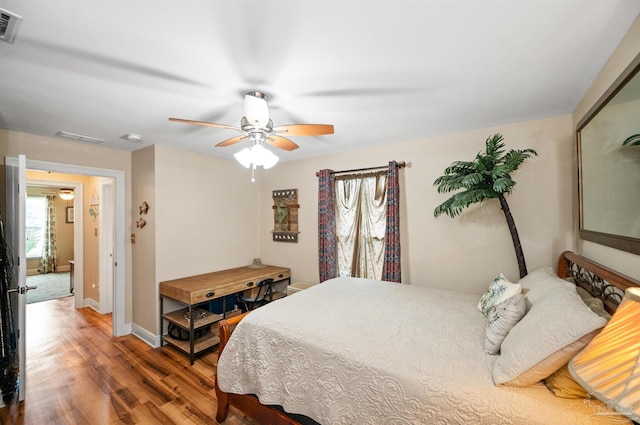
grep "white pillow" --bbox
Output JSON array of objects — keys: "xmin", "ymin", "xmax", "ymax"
[
  {"xmin": 477, "ymin": 273, "xmax": 522, "ymax": 316},
  {"xmin": 484, "ymin": 293, "xmax": 526, "ymax": 355},
  {"xmin": 518, "ymin": 267, "xmax": 567, "ymax": 306},
  {"xmin": 492, "ymin": 280, "xmax": 607, "ymax": 387}
]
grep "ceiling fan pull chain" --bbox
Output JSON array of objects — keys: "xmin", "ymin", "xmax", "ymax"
[{"xmin": 251, "ymin": 164, "xmax": 256, "ymax": 183}]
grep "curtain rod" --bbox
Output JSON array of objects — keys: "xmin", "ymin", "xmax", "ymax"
[{"xmin": 315, "ymin": 161, "xmax": 405, "ymax": 177}]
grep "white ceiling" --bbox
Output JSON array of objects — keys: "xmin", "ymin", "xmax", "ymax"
[{"xmin": 1, "ymin": 1, "xmax": 639, "ymax": 162}]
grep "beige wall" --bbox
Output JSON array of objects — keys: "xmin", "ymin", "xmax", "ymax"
[
  {"xmin": 0, "ymin": 129, "xmax": 133, "ymax": 322},
  {"xmin": 572, "ymin": 15, "xmax": 640, "ymax": 280},
  {"xmin": 131, "ymin": 145, "xmax": 262, "ymax": 334},
  {"xmin": 82, "ymin": 176, "xmax": 103, "ymax": 302},
  {"xmin": 260, "ymin": 115, "xmax": 574, "ymax": 294},
  {"xmin": 131, "ymin": 146, "xmax": 156, "ymax": 332},
  {"xmin": 154, "ymin": 145, "xmax": 261, "ymax": 280}
]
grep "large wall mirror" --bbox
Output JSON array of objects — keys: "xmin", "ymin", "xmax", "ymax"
[{"xmin": 577, "ymin": 52, "xmax": 640, "ymax": 255}]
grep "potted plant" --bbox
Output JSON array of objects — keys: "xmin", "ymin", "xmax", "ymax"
[{"xmin": 433, "ymin": 133, "xmax": 537, "ymax": 278}]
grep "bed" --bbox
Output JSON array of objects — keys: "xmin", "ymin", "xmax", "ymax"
[{"xmin": 214, "ymin": 251, "xmax": 640, "ymax": 424}]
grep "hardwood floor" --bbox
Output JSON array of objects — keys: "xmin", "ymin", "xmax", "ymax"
[{"xmin": 1, "ymin": 297, "xmax": 256, "ymax": 425}]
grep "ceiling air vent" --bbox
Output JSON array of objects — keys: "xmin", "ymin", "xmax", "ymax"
[{"xmin": 0, "ymin": 8, "xmax": 23, "ymax": 44}]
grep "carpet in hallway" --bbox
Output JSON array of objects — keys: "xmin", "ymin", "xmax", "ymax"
[{"xmin": 26, "ymin": 272, "xmax": 72, "ymax": 304}]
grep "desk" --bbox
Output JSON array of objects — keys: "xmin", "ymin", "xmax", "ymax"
[{"xmin": 159, "ymin": 264, "xmax": 290, "ymax": 364}]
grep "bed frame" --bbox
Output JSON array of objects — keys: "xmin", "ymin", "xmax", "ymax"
[{"xmin": 215, "ymin": 251, "xmax": 640, "ymax": 424}]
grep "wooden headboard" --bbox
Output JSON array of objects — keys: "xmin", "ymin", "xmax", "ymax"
[{"xmin": 557, "ymin": 251, "xmax": 640, "ymax": 314}]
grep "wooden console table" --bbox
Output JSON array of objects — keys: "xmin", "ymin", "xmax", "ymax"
[{"xmin": 159, "ymin": 264, "xmax": 290, "ymax": 364}]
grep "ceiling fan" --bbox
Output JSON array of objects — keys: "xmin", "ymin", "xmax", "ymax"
[{"xmin": 169, "ymin": 91, "xmax": 334, "ymax": 153}]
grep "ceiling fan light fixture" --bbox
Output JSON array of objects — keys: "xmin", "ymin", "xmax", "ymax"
[
  {"xmin": 234, "ymin": 147, "xmax": 253, "ymax": 169},
  {"xmin": 252, "ymin": 144, "xmax": 279, "ymax": 169},
  {"xmin": 244, "ymin": 91, "xmax": 269, "ymax": 128},
  {"xmin": 233, "ymin": 143, "xmax": 279, "ymax": 170}
]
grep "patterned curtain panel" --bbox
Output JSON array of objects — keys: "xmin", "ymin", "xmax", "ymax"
[
  {"xmin": 383, "ymin": 161, "xmax": 401, "ymax": 282},
  {"xmin": 38, "ymin": 195, "xmax": 57, "ymax": 274},
  {"xmin": 336, "ymin": 173, "xmax": 387, "ymax": 280},
  {"xmin": 318, "ymin": 169, "xmax": 336, "ymax": 282}
]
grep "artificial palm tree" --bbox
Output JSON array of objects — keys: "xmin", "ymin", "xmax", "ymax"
[{"xmin": 433, "ymin": 133, "xmax": 537, "ymax": 278}]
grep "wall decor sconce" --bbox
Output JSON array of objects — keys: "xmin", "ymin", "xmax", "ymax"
[
  {"xmin": 89, "ymin": 189, "xmax": 99, "ymax": 221},
  {"xmin": 139, "ymin": 201, "xmax": 149, "ymax": 215},
  {"xmin": 136, "ymin": 218, "xmax": 147, "ymax": 229}
]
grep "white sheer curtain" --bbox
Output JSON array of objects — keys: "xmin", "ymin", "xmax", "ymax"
[{"xmin": 335, "ymin": 172, "xmax": 387, "ymax": 280}]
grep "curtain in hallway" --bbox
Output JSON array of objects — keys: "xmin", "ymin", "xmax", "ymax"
[
  {"xmin": 383, "ymin": 161, "xmax": 401, "ymax": 282},
  {"xmin": 318, "ymin": 169, "xmax": 336, "ymax": 282},
  {"xmin": 38, "ymin": 195, "xmax": 57, "ymax": 273}
]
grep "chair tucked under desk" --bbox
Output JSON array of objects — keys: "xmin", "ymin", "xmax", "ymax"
[{"xmin": 159, "ymin": 264, "xmax": 290, "ymax": 365}]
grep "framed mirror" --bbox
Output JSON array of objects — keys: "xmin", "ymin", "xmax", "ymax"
[{"xmin": 577, "ymin": 52, "xmax": 640, "ymax": 255}]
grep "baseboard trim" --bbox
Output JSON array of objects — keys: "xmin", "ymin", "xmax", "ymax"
[
  {"xmin": 83, "ymin": 298, "xmax": 100, "ymax": 312},
  {"xmin": 27, "ymin": 266, "xmax": 71, "ymax": 276},
  {"xmin": 132, "ymin": 323, "xmax": 160, "ymax": 348}
]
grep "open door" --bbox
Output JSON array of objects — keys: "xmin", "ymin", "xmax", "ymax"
[
  {"xmin": 4, "ymin": 155, "xmax": 35, "ymax": 402},
  {"xmin": 99, "ymin": 178, "xmax": 114, "ymax": 314}
]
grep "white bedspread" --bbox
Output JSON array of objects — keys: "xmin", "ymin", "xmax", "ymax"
[{"xmin": 217, "ymin": 277, "xmax": 629, "ymax": 424}]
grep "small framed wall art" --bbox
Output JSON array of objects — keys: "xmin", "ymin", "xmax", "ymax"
[
  {"xmin": 66, "ymin": 206, "xmax": 75, "ymax": 223},
  {"xmin": 272, "ymin": 189, "xmax": 300, "ymax": 242}
]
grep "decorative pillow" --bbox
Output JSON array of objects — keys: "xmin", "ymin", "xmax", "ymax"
[
  {"xmin": 484, "ymin": 294, "xmax": 526, "ymax": 355},
  {"xmin": 543, "ymin": 287, "xmax": 612, "ymax": 399},
  {"xmin": 477, "ymin": 273, "xmax": 522, "ymax": 316},
  {"xmin": 492, "ymin": 280, "xmax": 607, "ymax": 387}
]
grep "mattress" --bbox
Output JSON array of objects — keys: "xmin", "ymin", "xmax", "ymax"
[{"xmin": 217, "ymin": 276, "xmax": 629, "ymax": 424}]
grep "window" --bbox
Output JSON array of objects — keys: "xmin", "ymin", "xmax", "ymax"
[
  {"xmin": 335, "ymin": 173, "xmax": 387, "ymax": 280},
  {"xmin": 26, "ymin": 196, "xmax": 46, "ymax": 258},
  {"xmin": 317, "ymin": 161, "xmax": 401, "ymax": 283}
]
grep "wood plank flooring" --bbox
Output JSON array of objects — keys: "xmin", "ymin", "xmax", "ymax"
[{"xmin": 0, "ymin": 297, "xmax": 256, "ymax": 425}]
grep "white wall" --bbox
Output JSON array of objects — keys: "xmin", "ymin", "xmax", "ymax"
[{"xmin": 260, "ymin": 115, "xmax": 574, "ymax": 294}]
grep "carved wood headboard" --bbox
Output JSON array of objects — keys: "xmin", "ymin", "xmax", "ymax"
[{"xmin": 557, "ymin": 250, "xmax": 640, "ymax": 314}]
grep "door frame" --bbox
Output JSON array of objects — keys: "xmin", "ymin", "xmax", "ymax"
[{"xmin": 24, "ymin": 159, "xmax": 127, "ymax": 336}]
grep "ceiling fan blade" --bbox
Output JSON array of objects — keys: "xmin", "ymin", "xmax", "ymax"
[
  {"xmin": 169, "ymin": 117, "xmax": 241, "ymax": 132},
  {"xmin": 216, "ymin": 135, "xmax": 248, "ymax": 147},
  {"xmin": 266, "ymin": 135, "xmax": 299, "ymax": 151},
  {"xmin": 273, "ymin": 124, "xmax": 334, "ymax": 136}
]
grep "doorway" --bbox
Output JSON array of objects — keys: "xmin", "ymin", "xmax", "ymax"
[
  {"xmin": 22, "ymin": 158, "xmax": 127, "ymax": 337},
  {"xmin": 25, "ymin": 180, "xmax": 80, "ymax": 306},
  {"xmin": 25, "ymin": 174, "xmax": 116, "ymax": 314}
]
